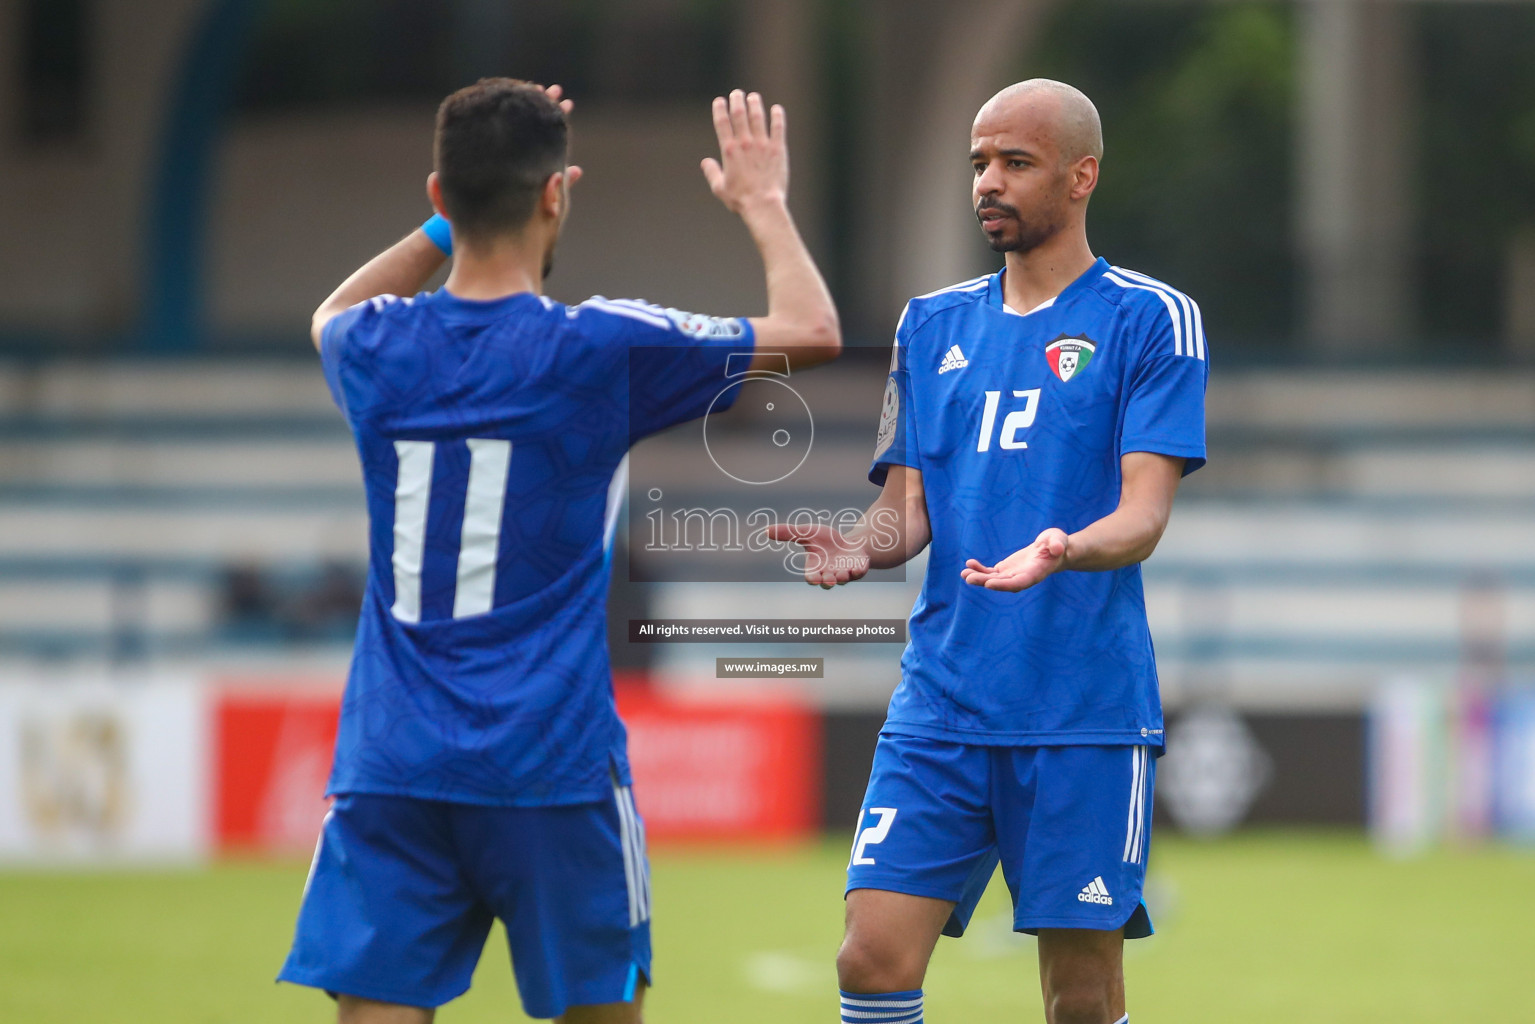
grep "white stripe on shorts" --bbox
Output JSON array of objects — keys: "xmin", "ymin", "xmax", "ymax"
[
  {"xmin": 301, "ymin": 807, "xmax": 335, "ymax": 899},
  {"xmin": 613, "ymin": 780, "xmax": 650, "ymax": 926},
  {"xmin": 1122, "ymin": 746, "xmax": 1149, "ymax": 864},
  {"xmin": 624, "ymin": 786, "xmax": 651, "ymax": 921}
]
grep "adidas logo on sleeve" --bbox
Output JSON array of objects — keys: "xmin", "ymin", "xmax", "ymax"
[
  {"xmin": 1077, "ymin": 876, "xmax": 1113, "ymax": 905},
  {"xmin": 937, "ymin": 345, "xmax": 968, "ymax": 374}
]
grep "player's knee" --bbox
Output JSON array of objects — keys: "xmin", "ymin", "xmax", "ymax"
[
  {"xmin": 835, "ymin": 933, "xmax": 925, "ymax": 993},
  {"xmin": 1044, "ymin": 983, "xmax": 1114, "ymax": 1024}
]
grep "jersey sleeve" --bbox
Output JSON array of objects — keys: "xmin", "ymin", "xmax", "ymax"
[
  {"xmin": 317, "ymin": 298, "xmax": 383, "ymax": 421},
  {"xmin": 570, "ymin": 298, "xmax": 756, "ymax": 442},
  {"xmin": 868, "ymin": 303, "xmax": 918, "ymax": 486},
  {"xmin": 1119, "ymin": 299, "xmax": 1209, "ymax": 475}
]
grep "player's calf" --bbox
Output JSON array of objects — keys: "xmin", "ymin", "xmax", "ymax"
[{"xmin": 1037, "ymin": 927, "xmax": 1126, "ymax": 1024}]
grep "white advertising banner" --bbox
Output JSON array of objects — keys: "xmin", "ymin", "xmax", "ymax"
[
  {"xmin": 1368, "ymin": 678, "xmax": 1447, "ymax": 856},
  {"xmin": 0, "ymin": 675, "xmax": 210, "ymax": 863}
]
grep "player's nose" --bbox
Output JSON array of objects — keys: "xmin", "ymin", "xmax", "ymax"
[{"xmin": 974, "ymin": 160, "xmax": 1004, "ymax": 196}]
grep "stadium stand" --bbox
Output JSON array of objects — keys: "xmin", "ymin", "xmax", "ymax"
[{"xmin": 2, "ymin": 359, "xmax": 1532, "ymax": 712}]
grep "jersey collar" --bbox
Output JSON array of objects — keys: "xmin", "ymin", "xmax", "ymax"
[
  {"xmin": 428, "ymin": 288, "xmax": 547, "ymax": 320},
  {"xmin": 988, "ymin": 256, "xmax": 1110, "ymax": 312}
]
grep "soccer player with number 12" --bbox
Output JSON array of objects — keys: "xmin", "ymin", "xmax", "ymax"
[
  {"xmin": 774, "ymin": 80, "xmax": 1209, "ymax": 1024},
  {"xmin": 278, "ymin": 81, "xmax": 838, "ymax": 1023}
]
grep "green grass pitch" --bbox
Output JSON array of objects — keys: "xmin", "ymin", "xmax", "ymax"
[{"xmin": 0, "ymin": 832, "xmax": 1528, "ymax": 1022}]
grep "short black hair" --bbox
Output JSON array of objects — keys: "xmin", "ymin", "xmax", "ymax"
[{"xmin": 434, "ymin": 78, "xmax": 568, "ymax": 239}]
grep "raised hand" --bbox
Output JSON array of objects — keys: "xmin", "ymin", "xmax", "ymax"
[
  {"xmin": 540, "ymin": 84, "xmax": 583, "ymax": 189},
  {"xmin": 701, "ymin": 90, "xmax": 789, "ymax": 214},
  {"xmin": 961, "ymin": 528, "xmax": 1069, "ymax": 592},
  {"xmin": 767, "ymin": 522, "xmax": 870, "ymax": 589},
  {"xmin": 543, "ymin": 83, "xmax": 574, "ymax": 115}
]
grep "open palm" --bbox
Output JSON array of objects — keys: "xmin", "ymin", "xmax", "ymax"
[
  {"xmin": 961, "ymin": 528, "xmax": 1069, "ymax": 592},
  {"xmin": 767, "ymin": 523, "xmax": 869, "ymax": 588}
]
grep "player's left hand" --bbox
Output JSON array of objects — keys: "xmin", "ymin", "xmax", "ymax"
[
  {"xmin": 701, "ymin": 90, "xmax": 789, "ymax": 215},
  {"xmin": 961, "ymin": 528, "xmax": 1069, "ymax": 592}
]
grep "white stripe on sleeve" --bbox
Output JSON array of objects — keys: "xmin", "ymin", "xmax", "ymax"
[
  {"xmin": 1108, "ymin": 268, "xmax": 1205, "ymax": 360},
  {"xmin": 576, "ymin": 298, "xmax": 673, "ymax": 330},
  {"xmin": 1103, "ymin": 271, "xmax": 1186, "ymax": 357}
]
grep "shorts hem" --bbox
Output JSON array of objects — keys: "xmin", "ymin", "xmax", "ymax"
[
  {"xmin": 277, "ymin": 967, "xmax": 460, "ymax": 1010},
  {"xmin": 1014, "ymin": 916, "xmax": 1124, "ymax": 933},
  {"xmin": 845, "ymin": 876, "xmax": 965, "ymax": 904},
  {"xmin": 324, "ymin": 781, "xmax": 613, "ymax": 809},
  {"xmin": 880, "ymin": 723, "xmax": 1164, "ymax": 750},
  {"xmin": 522, "ymin": 962, "xmax": 649, "ymax": 1020},
  {"xmin": 1017, "ymin": 901, "xmax": 1153, "ymax": 940}
]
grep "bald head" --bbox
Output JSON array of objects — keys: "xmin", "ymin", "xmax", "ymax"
[
  {"xmin": 975, "ymin": 79, "xmax": 1103, "ymax": 165},
  {"xmin": 969, "ymin": 79, "xmax": 1102, "ymax": 255}
]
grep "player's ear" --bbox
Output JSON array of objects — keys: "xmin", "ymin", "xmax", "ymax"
[
  {"xmin": 1070, "ymin": 155, "xmax": 1099, "ymax": 201},
  {"xmin": 427, "ymin": 172, "xmax": 448, "ymax": 218},
  {"xmin": 540, "ymin": 172, "xmax": 564, "ymax": 220}
]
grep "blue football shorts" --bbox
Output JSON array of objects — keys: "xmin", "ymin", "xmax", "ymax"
[
  {"xmin": 846, "ymin": 733, "xmax": 1156, "ymax": 939},
  {"xmin": 278, "ymin": 785, "xmax": 652, "ymax": 1018}
]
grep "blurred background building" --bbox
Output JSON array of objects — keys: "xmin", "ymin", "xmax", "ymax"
[{"xmin": 1, "ymin": 0, "xmax": 1534, "ymax": 858}]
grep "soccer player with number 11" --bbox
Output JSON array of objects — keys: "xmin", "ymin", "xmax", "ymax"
[{"xmin": 278, "ymin": 80, "xmax": 838, "ymax": 1023}]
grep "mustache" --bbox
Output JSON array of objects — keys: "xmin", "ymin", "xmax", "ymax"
[{"xmin": 975, "ymin": 197, "xmax": 1018, "ymax": 219}]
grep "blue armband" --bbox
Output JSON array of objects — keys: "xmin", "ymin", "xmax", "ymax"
[{"xmin": 421, "ymin": 214, "xmax": 453, "ymax": 256}]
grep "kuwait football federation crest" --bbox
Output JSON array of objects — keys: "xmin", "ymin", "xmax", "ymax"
[{"xmin": 1046, "ymin": 335, "xmax": 1096, "ymax": 382}]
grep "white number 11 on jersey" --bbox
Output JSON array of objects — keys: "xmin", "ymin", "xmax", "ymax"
[{"xmin": 390, "ymin": 439, "xmax": 513, "ymax": 624}]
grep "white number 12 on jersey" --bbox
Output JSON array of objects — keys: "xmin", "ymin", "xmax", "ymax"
[
  {"xmin": 390, "ymin": 439, "xmax": 512, "ymax": 624},
  {"xmin": 977, "ymin": 389, "xmax": 1041, "ymax": 452}
]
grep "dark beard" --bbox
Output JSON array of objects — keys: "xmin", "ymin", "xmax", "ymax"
[
  {"xmin": 976, "ymin": 196, "xmax": 1064, "ymax": 254},
  {"xmin": 981, "ymin": 212, "xmax": 1064, "ymax": 254}
]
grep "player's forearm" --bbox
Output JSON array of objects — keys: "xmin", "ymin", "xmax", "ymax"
[
  {"xmin": 1062, "ymin": 502, "xmax": 1169, "ymax": 572},
  {"xmin": 1061, "ymin": 452, "xmax": 1183, "ymax": 572},
  {"xmin": 854, "ymin": 477, "xmax": 930, "ymax": 570},
  {"xmin": 310, "ymin": 230, "xmax": 448, "ymax": 349},
  {"xmin": 742, "ymin": 198, "xmax": 841, "ymax": 371}
]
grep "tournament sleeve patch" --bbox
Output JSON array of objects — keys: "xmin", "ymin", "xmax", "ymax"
[
  {"xmin": 873, "ymin": 376, "xmax": 900, "ymax": 458},
  {"xmin": 665, "ymin": 308, "xmax": 748, "ymax": 339}
]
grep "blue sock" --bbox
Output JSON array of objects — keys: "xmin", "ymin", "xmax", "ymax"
[
  {"xmin": 1113, "ymin": 1015, "xmax": 1129, "ymax": 1023},
  {"xmin": 840, "ymin": 988, "xmax": 923, "ymax": 1024}
]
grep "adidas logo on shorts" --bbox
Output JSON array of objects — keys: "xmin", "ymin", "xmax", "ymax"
[{"xmin": 1077, "ymin": 876, "xmax": 1113, "ymax": 905}]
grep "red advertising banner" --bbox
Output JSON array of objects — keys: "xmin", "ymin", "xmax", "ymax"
[
  {"xmin": 615, "ymin": 679, "xmax": 821, "ymax": 842},
  {"xmin": 214, "ymin": 683, "xmax": 341, "ymax": 854},
  {"xmin": 212, "ymin": 676, "xmax": 820, "ymax": 852}
]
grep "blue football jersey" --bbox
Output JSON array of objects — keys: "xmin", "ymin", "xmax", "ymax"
[
  {"xmin": 320, "ymin": 289, "xmax": 752, "ymax": 805},
  {"xmin": 870, "ymin": 258, "xmax": 1208, "ymax": 748}
]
